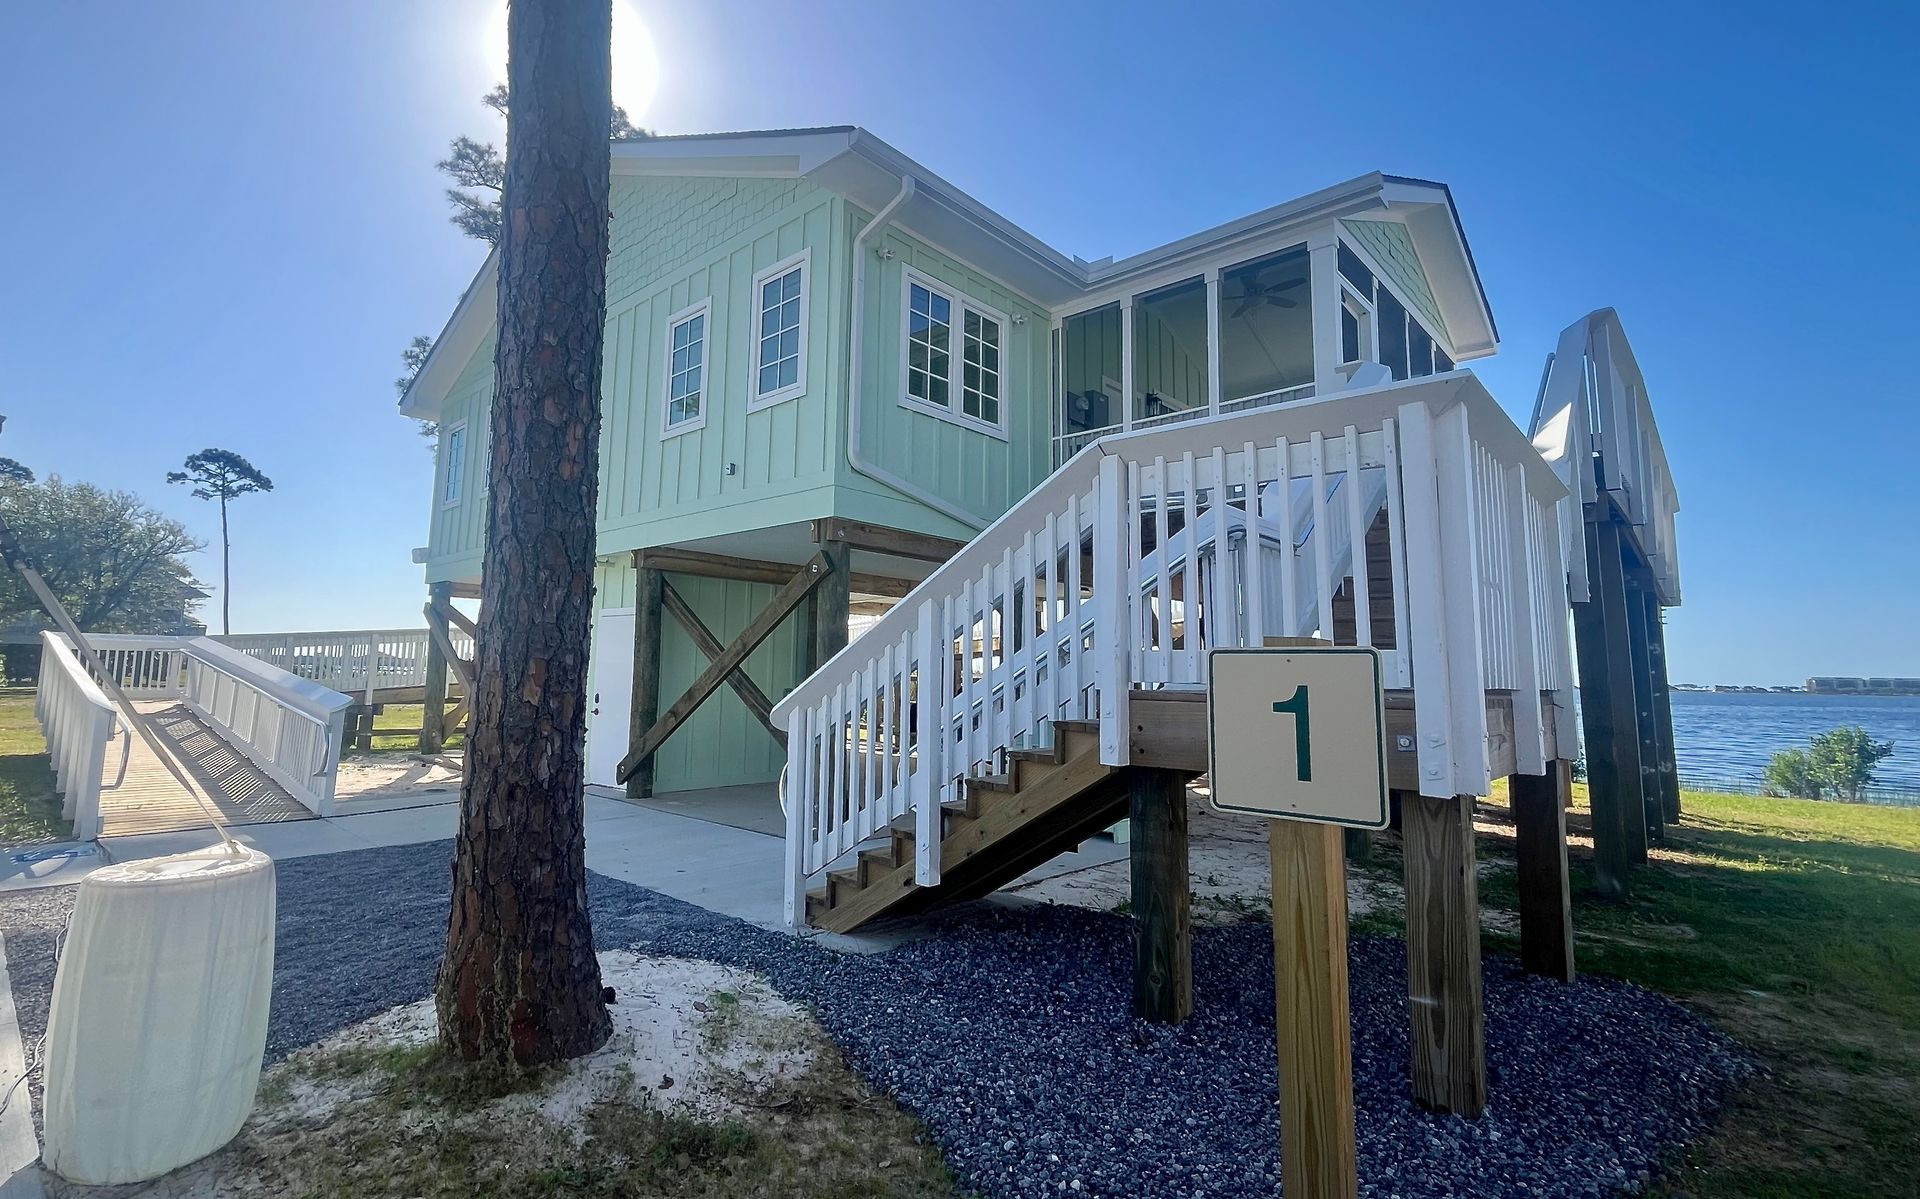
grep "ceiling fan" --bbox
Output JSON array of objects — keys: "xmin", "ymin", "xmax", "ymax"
[{"xmin": 1225, "ymin": 268, "xmax": 1307, "ymax": 318}]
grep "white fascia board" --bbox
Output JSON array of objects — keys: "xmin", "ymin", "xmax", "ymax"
[
  {"xmin": 1383, "ymin": 178, "xmax": 1499, "ymax": 360},
  {"xmin": 609, "ymin": 129, "xmax": 857, "ymax": 179},
  {"xmin": 398, "ymin": 249, "xmax": 498, "ymax": 421},
  {"xmin": 1083, "ymin": 173, "xmax": 1389, "ymax": 289}
]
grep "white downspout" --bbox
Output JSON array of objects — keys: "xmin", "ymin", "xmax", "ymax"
[{"xmin": 845, "ymin": 177, "xmax": 989, "ymax": 532}]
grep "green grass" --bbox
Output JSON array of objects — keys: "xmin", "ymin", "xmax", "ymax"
[
  {"xmin": 358, "ymin": 703, "xmax": 464, "ymax": 755},
  {"xmin": 1468, "ymin": 785, "xmax": 1920, "ymax": 1198},
  {"xmin": 0, "ymin": 687, "xmax": 70, "ymax": 844}
]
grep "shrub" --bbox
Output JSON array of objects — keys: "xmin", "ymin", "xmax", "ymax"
[{"xmin": 1765, "ymin": 726, "xmax": 1895, "ymax": 802}]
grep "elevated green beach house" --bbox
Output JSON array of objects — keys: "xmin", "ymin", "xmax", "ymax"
[{"xmin": 398, "ymin": 126, "xmax": 1505, "ymax": 812}]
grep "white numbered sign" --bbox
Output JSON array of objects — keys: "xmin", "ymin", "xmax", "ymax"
[{"xmin": 1206, "ymin": 646, "xmax": 1389, "ymax": 828}]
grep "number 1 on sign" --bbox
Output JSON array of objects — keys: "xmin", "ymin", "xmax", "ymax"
[{"xmin": 1272, "ymin": 685, "xmax": 1312, "ymax": 782}]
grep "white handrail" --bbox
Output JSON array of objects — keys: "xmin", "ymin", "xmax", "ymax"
[
  {"xmin": 179, "ymin": 638, "xmax": 352, "ymax": 815},
  {"xmin": 774, "ymin": 370, "xmax": 1573, "ymax": 927},
  {"xmin": 33, "ymin": 632, "xmax": 117, "ymax": 841}
]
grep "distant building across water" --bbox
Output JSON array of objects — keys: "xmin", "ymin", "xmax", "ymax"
[{"xmin": 1806, "ymin": 677, "xmax": 1920, "ymax": 696}]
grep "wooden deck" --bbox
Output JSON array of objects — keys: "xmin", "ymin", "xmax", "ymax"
[{"xmin": 96, "ymin": 701, "xmax": 315, "ymax": 838}]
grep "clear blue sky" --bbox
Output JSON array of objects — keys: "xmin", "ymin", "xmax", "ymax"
[{"xmin": 2, "ymin": 0, "xmax": 1914, "ymax": 685}]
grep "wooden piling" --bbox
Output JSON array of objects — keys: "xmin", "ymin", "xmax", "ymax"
[
  {"xmin": 1402, "ymin": 789, "xmax": 1486, "ymax": 1116},
  {"xmin": 626, "ymin": 563, "xmax": 663, "ymax": 800},
  {"xmin": 1269, "ymin": 819, "xmax": 1359, "ymax": 1198},
  {"xmin": 1572, "ymin": 516, "xmax": 1647, "ymax": 894},
  {"xmin": 1644, "ymin": 592, "xmax": 1682, "ymax": 822},
  {"xmin": 1624, "ymin": 578, "xmax": 1665, "ymax": 843},
  {"xmin": 1130, "ymin": 768, "xmax": 1192, "ymax": 1024},
  {"xmin": 420, "ymin": 581, "xmax": 452, "ymax": 754},
  {"xmin": 1511, "ymin": 761, "xmax": 1575, "ymax": 982}
]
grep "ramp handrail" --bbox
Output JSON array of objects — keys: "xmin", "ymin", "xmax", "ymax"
[
  {"xmin": 770, "ymin": 371, "xmax": 1576, "ymax": 927},
  {"xmin": 179, "ymin": 638, "xmax": 352, "ymax": 815},
  {"xmin": 33, "ymin": 632, "xmax": 119, "ymax": 841},
  {"xmin": 1529, "ymin": 309, "xmax": 1681, "ymax": 605}
]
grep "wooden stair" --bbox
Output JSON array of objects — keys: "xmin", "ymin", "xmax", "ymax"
[{"xmin": 805, "ymin": 718, "xmax": 1128, "ymax": 933}]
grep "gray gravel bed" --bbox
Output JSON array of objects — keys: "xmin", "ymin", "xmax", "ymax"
[{"xmin": 0, "ymin": 839, "xmax": 1749, "ymax": 1197}]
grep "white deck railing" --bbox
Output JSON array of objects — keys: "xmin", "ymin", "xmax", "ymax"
[
  {"xmin": 34, "ymin": 632, "xmax": 123, "ymax": 841},
  {"xmin": 215, "ymin": 628, "xmax": 472, "ymax": 702},
  {"xmin": 40, "ymin": 633, "xmax": 353, "ymax": 825},
  {"xmin": 771, "ymin": 371, "xmax": 1577, "ymax": 926},
  {"xmin": 1529, "ymin": 309, "xmax": 1681, "ymax": 606}
]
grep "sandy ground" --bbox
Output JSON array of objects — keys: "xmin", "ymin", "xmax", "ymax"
[
  {"xmin": 331, "ymin": 755, "xmax": 463, "ymax": 804},
  {"xmin": 1004, "ymin": 785, "xmax": 1523, "ymax": 933},
  {"xmin": 1005, "ymin": 785, "xmax": 1404, "ymax": 923},
  {"xmin": 44, "ymin": 952, "xmax": 815, "ymax": 1197}
]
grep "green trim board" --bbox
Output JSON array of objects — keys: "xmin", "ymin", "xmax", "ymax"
[{"xmin": 1206, "ymin": 646, "xmax": 1390, "ymax": 830}]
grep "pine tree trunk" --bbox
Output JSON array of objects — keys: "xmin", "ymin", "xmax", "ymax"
[
  {"xmin": 219, "ymin": 496, "xmax": 230, "ymax": 636},
  {"xmin": 435, "ymin": 0, "xmax": 613, "ymax": 1068}
]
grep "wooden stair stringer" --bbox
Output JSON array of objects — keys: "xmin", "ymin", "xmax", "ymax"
[{"xmin": 808, "ymin": 721, "xmax": 1118, "ymax": 933}]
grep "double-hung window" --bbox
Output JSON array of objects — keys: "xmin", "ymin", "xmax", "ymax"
[
  {"xmin": 750, "ymin": 250, "xmax": 808, "ymax": 408},
  {"xmin": 441, "ymin": 422, "xmax": 466, "ymax": 505},
  {"xmin": 663, "ymin": 300, "xmax": 710, "ymax": 435},
  {"xmin": 901, "ymin": 270, "xmax": 1009, "ymax": 438}
]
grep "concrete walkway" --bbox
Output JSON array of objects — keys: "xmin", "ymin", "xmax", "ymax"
[{"xmin": 0, "ymin": 795, "xmax": 791, "ymax": 932}]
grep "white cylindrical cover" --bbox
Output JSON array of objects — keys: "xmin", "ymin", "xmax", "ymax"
[{"xmin": 42, "ymin": 844, "xmax": 276, "ymax": 1185}]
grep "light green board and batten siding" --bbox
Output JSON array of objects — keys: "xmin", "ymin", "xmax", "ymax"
[
  {"xmin": 1342, "ymin": 219, "xmax": 1447, "ymax": 342},
  {"xmin": 428, "ymin": 176, "xmax": 1056, "ymax": 576},
  {"xmin": 838, "ymin": 206, "xmax": 1054, "ymax": 540}
]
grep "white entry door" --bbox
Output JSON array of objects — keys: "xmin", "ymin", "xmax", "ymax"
[{"xmin": 586, "ymin": 610, "xmax": 635, "ymax": 788}]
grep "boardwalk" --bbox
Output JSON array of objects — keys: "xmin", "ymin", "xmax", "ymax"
[{"xmin": 97, "ymin": 701, "xmax": 314, "ymax": 838}]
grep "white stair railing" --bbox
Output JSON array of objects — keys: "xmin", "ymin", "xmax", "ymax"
[{"xmin": 770, "ymin": 371, "xmax": 1575, "ymax": 927}]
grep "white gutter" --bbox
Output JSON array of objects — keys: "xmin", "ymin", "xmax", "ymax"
[{"xmin": 845, "ymin": 177, "xmax": 989, "ymax": 532}]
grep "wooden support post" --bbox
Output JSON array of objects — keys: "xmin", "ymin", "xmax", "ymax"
[
  {"xmin": 1644, "ymin": 593, "xmax": 1682, "ymax": 822},
  {"xmin": 1402, "ymin": 789, "xmax": 1486, "ymax": 1116},
  {"xmin": 618, "ymin": 553, "xmax": 826, "ymax": 785},
  {"xmin": 1343, "ymin": 827, "xmax": 1373, "ymax": 865},
  {"xmin": 1571, "ymin": 516, "xmax": 1646, "ymax": 895},
  {"xmin": 627, "ymin": 563, "xmax": 663, "ymax": 800},
  {"xmin": 812, "ymin": 540, "xmax": 851, "ymax": 670},
  {"xmin": 1269, "ymin": 819, "xmax": 1359, "ymax": 1199},
  {"xmin": 1129, "ymin": 767, "xmax": 1192, "ymax": 1024},
  {"xmin": 420, "ymin": 581, "xmax": 452, "ymax": 754},
  {"xmin": 1511, "ymin": 761, "xmax": 1576, "ymax": 983},
  {"xmin": 1624, "ymin": 578, "xmax": 1665, "ymax": 844}
]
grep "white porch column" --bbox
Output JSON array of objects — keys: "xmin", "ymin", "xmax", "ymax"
[
  {"xmin": 1120, "ymin": 300, "xmax": 1136, "ymax": 431},
  {"xmin": 1205, "ymin": 268, "xmax": 1223, "ymax": 417},
  {"xmin": 1307, "ymin": 225, "xmax": 1342, "ymax": 396}
]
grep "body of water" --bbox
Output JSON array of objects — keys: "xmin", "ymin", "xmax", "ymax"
[{"xmin": 1664, "ymin": 691, "xmax": 1920, "ymax": 793}]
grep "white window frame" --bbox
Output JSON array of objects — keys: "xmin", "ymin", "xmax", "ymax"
[
  {"xmin": 441, "ymin": 421, "xmax": 467, "ymax": 507},
  {"xmin": 661, "ymin": 298, "xmax": 712, "ymax": 437},
  {"xmin": 1337, "ymin": 232, "xmax": 1456, "ymax": 369},
  {"xmin": 898, "ymin": 267, "xmax": 1011, "ymax": 441},
  {"xmin": 748, "ymin": 249, "xmax": 810, "ymax": 411}
]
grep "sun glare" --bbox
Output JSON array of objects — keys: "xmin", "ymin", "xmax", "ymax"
[{"xmin": 483, "ymin": 2, "xmax": 660, "ymax": 123}]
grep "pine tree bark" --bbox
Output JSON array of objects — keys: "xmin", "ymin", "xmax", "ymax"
[{"xmin": 435, "ymin": 0, "xmax": 614, "ymax": 1068}]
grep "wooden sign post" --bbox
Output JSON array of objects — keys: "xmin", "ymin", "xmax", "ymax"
[{"xmin": 1209, "ymin": 645, "xmax": 1389, "ymax": 1199}]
